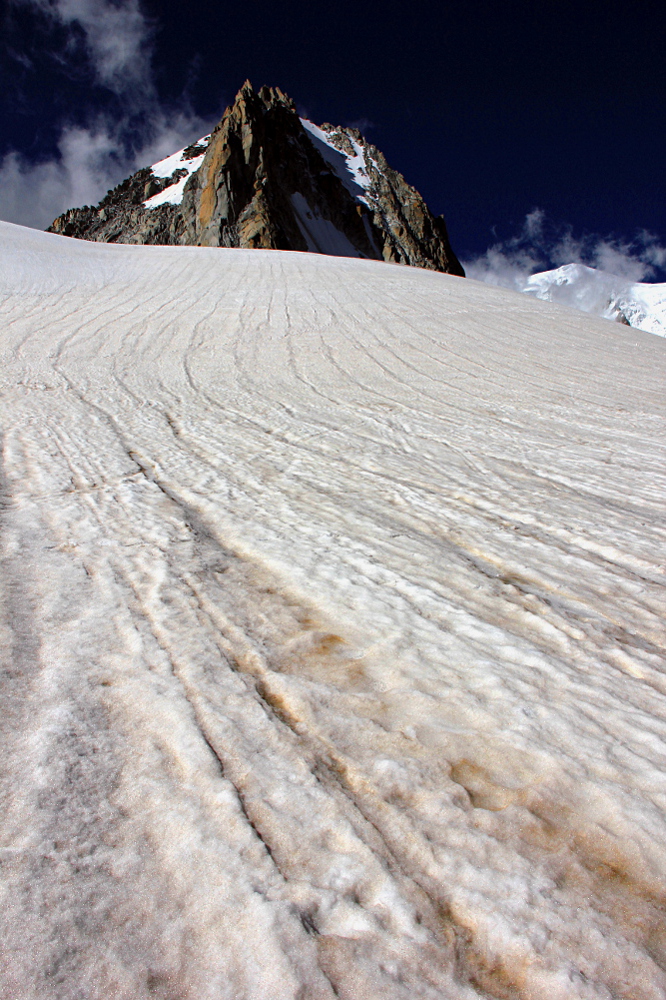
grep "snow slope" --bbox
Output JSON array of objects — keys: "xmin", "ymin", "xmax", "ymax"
[
  {"xmin": 1, "ymin": 221, "xmax": 665, "ymax": 1000},
  {"xmin": 290, "ymin": 191, "xmax": 364, "ymax": 257},
  {"xmin": 300, "ymin": 118, "xmax": 373, "ymax": 205},
  {"xmin": 522, "ymin": 263, "xmax": 666, "ymax": 337}
]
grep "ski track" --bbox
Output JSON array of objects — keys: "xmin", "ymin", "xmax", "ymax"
[{"xmin": 1, "ymin": 222, "xmax": 666, "ymax": 999}]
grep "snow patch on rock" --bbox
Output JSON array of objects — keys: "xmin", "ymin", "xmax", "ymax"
[
  {"xmin": 144, "ymin": 135, "xmax": 211, "ymax": 209},
  {"xmin": 300, "ymin": 118, "xmax": 372, "ymax": 206}
]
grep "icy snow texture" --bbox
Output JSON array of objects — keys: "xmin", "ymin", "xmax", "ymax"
[
  {"xmin": 143, "ymin": 135, "xmax": 210, "ymax": 208},
  {"xmin": 522, "ymin": 263, "xmax": 666, "ymax": 337},
  {"xmin": 1, "ymin": 221, "xmax": 666, "ymax": 1000}
]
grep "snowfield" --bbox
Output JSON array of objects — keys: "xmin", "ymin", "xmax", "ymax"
[{"xmin": 1, "ymin": 221, "xmax": 666, "ymax": 1000}]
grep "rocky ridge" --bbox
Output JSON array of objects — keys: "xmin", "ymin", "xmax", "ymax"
[{"xmin": 48, "ymin": 81, "xmax": 464, "ymax": 275}]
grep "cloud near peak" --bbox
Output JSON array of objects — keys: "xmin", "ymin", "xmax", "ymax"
[
  {"xmin": 0, "ymin": 0, "xmax": 213, "ymax": 229},
  {"xmin": 464, "ymin": 210, "xmax": 666, "ymax": 287},
  {"xmin": 16, "ymin": 0, "xmax": 154, "ymax": 98}
]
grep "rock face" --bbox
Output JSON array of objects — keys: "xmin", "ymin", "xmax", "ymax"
[{"xmin": 48, "ymin": 81, "xmax": 465, "ymax": 276}]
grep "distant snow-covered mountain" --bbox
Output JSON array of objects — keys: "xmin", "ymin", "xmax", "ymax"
[{"xmin": 520, "ymin": 262, "xmax": 666, "ymax": 337}]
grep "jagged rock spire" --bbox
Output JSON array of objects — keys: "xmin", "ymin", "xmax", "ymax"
[{"xmin": 48, "ymin": 82, "xmax": 464, "ymax": 276}]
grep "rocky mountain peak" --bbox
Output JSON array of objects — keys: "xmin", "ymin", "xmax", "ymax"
[{"xmin": 48, "ymin": 81, "xmax": 464, "ymax": 276}]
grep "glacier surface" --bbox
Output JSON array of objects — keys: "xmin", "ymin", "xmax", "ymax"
[{"xmin": 1, "ymin": 222, "xmax": 665, "ymax": 1000}]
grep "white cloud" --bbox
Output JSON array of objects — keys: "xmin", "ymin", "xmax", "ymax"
[
  {"xmin": 523, "ymin": 207, "xmax": 545, "ymax": 240},
  {"xmin": 640, "ymin": 234, "xmax": 666, "ymax": 271},
  {"xmin": 0, "ymin": 110, "xmax": 211, "ymax": 229},
  {"xmin": 464, "ymin": 210, "xmax": 666, "ymax": 287},
  {"xmin": 16, "ymin": 0, "xmax": 154, "ymax": 98},
  {"xmin": 0, "ymin": 126, "xmax": 117, "ymax": 229},
  {"xmin": 1, "ymin": 0, "xmax": 212, "ymax": 229}
]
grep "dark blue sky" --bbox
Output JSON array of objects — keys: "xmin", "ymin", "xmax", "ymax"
[{"xmin": 1, "ymin": 0, "xmax": 664, "ymax": 275}]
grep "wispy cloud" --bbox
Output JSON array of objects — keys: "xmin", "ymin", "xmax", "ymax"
[
  {"xmin": 464, "ymin": 209, "xmax": 666, "ymax": 287},
  {"xmin": 24, "ymin": 0, "xmax": 154, "ymax": 98},
  {"xmin": 345, "ymin": 118, "xmax": 375, "ymax": 135},
  {"xmin": 0, "ymin": 0, "xmax": 212, "ymax": 229},
  {"xmin": 0, "ymin": 112, "xmax": 210, "ymax": 229}
]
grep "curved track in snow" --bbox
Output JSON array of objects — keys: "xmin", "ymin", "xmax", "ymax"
[{"xmin": 1, "ymin": 222, "xmax": 666, "ymax": 1000}]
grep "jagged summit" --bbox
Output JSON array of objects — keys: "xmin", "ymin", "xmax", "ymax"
[{"xmin": 48, "ymin": 81, "xmax": 465, "ymax": 275}]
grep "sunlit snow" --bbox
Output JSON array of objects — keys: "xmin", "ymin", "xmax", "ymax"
[
  {"xmin": 1, "ymin": 221, "xmax": 666, "ymax": 999},
  {"xmin": 300, "ymin": 118, "xmax": 372, "ymax": 205},
  {"xmin": 143, "ymin": 135, "xmax": 210, "ymax": 208}
]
